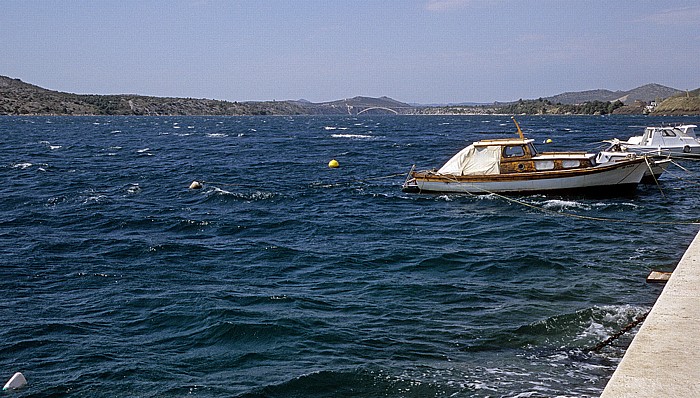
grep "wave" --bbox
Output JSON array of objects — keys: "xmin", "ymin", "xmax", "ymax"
[
  {"xmin": 237, "ymin": 368, "xmax": 453, "ymax": 398},
  {"xmin": 204, "ymin": 187, "xmax": 280, "ymax": 202},
  {"xmin": 541, "ymin": 199, "xmax": 593, "ymax": 211},
  {"xmin": 183, "ymin": 320, "xmax": 301, "ymax": 348},
  {"xmin": 80, "ymin": 193, "xmax": 110, "ymax": 205},
  {"xmin": 2, "ymin": 115, "xmax": 693, "ymax": 398},
  {"xmin": 574, "ymin": 304, "xmax": 649, "ymax": 343},
  {"xmin": 331, "ymin": 133, "xmax": 375, "ymax": 139},
  {"xmin": 516, "ymin": 304, "xmax": 648, "ymax": 351},
  {"xmin": 11, "ymin": 162, "xmax": 33, "ymax": 169},
  {"xmin": 39, "ymin": 140, "xmax": 62, "ymax": 150}
]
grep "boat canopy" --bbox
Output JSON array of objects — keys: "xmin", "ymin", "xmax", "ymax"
[{"xmin": 437, "ymin": 144, "xmax": 502, "ymax": 175}]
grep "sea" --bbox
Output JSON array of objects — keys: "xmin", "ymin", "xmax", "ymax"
[{"xmin": 1, "ymin": 114, "xmax": 699, "ymax": 397}]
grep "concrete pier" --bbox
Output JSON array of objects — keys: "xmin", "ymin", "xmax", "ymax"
[{"xmin": 600, "ymin": 230, "xmax": 700, "ymax": 397}]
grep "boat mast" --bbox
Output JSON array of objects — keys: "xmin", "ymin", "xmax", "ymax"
[{"xmin": 512, "ymin": 116, "xmax": 524, "ymax": 140}]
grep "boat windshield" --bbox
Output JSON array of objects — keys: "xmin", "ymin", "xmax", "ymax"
[
  {"xmin": 527, "ymin": 142, "xmax": 538, "ymax": 155},
  {"xmin": 504, "ymin": 145, "xmax": 525, "ymax": 158},
  {"xmin": 663, "ymin": 129, "xmax": 678, "ymax": 137},
  {"xmin": 503, "ymin": 142, "xmax": 538, "ymax": 158}
]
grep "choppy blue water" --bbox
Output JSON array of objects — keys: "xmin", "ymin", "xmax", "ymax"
[{"xmin": 1, "ymin": 115, "xmax": 699, "ymax": 397}]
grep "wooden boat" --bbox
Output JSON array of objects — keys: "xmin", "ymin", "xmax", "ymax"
[{"xmin": 402, "ymin": 119, "xmax": 649, "ymax": 196}]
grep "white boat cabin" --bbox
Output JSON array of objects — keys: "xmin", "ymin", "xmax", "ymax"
[{"xmin": 626, "ymin": 124, "xmax": 698, "ymax": 151}]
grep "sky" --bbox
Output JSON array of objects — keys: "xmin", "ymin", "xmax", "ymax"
[{"xmin": 1, "ymin": 0, "xmax": 699, "ymax": 104}]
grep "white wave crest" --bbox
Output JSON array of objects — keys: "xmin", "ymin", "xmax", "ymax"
[
  {"xmin": 542, "ymin": 199, "xmax": 590, "ymax": 211},
  {"xmin": 83, "ymin": 194, "xmax": 107, "ymax": 204},
  {"xmin": 12, "ymin": 162, "xmax": 33, "ymax": 169},
  {"xmin": 331, "ymin": 133, "xmax": 374, "ymax": 139},
  {"xmin": 208, "ymin": 187, "xmax": 277, "ymax": 202},
  {"xmin": 126, "ymin": 184, "xmax": 141, "ymax": 194},
  {"xmin": 577, "ymin": 304, "xmax": 648, "ymax": 341},
  {"xmin": 40, "ymin": 141, "xmax": 62, "ymax": 150},
  {"xmin": 210, "ymin": 186, "xmax": 234, "ymax": 195}
]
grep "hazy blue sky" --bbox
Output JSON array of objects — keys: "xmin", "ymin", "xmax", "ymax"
[{"xmin": 2, "ymin": 0, "xmax": 698, "ymax": 103}]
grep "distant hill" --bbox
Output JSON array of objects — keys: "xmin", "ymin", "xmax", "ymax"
[
  {"xmin": 545, "ymin": 84, "xmax": 682, "ymax": 105},
  {"xmin": 622, "ymin": 84, "xmax": 683, "ymax": 103},
  {"xmin": 0, "ymin": 76, "xmax": 307, "ymax": 116},
  {"xmin": 1, "ymin": 75, "xmax": 695, "ymax": 116},
  {"xmin": 545, "ymin": 89, "xmax": 622, "ymax": 105},
  {"xmin": 0, "ymin": 75, "xmax": 415, "ymax": 116}
]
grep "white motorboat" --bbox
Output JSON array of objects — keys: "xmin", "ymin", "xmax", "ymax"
[
  {"xmin": 402, "ymin": 119, "xmax": 650, "ymax": 196},
  {"xmin": 621, "ymin": 124, "xmax": 700, "ymax": 156}
]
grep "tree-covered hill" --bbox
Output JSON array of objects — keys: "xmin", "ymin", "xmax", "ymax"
[
  {"xmin": 2, "ymin": 75, "xmax": 696, "ymax": 116},
  {"xmin": 0, "ymin": 76, "xmax": 306, "ymax": 116}
]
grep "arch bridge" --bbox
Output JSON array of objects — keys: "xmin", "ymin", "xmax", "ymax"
[{"xmin": 356, "ymin": 106, "xmax": 400, "ymax": 115}]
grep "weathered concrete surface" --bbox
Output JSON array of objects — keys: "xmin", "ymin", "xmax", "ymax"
[{"xmin": 600, "ymin": 230, "xmax": 700, "ymax": 397}]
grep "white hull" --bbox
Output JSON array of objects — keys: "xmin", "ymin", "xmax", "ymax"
[
  {"xmin": 405, "ymin": 160, "xmax": 648, "ymax": 195},
  {"xmin": 624, "ymin": 144, "xmax": 700, "ymax": 157},
  {"xmin": 640, "ymin": 159, "xmax": 671, "ymax": 180},
  {"xmin": 596, "ymin": 150, "xmax": 672, "ymax": 180}
]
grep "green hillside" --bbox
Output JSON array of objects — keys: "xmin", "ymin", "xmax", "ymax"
[{"xmin": 652, "ymin": 89, "xmax": 700, "ymax": 115}]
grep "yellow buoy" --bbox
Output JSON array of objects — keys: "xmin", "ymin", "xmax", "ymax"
[
  {"xmin": 544, "ymin": 138, "xmax": 553, "ymax": 144},
  {"xmin": 328, "ymin": 159, "xmax": 339, "ymax": 168},
  {"xmin": 189, "ymin": 181, "xmax": 203, "ymax": 189}
]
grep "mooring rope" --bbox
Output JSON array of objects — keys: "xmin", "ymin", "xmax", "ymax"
[
  {"xmin": 662, "ymin": 161, "xmax": 700, "ymax": 187},
  {"xmin": 434, "ymin": 173, "xmax": 700, "ymax": 226},
  {"xmin": 194, "ymin": 164, "xmax": 700, "ymax": 226},
  {"xmin": 644, "ymin": 157, "xmax": 666, "ymax": 198},
  {"xmin": 588, "ymin": 310, "xmax": 651, "ymax": 352},
  {"xmin": 311, "ymin": 172, "xmax": 407, "ymax": 188},
  {"xmin": 195, "ymin": 172, "xmax": 408, "ymax": 191},
  {"xmin": 197, "ymin": 180, "xmax": 270, "ymax": 190},
  {"xmin": 666, "ymin": 154, "xmax": 700, "ymax": 162}
]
